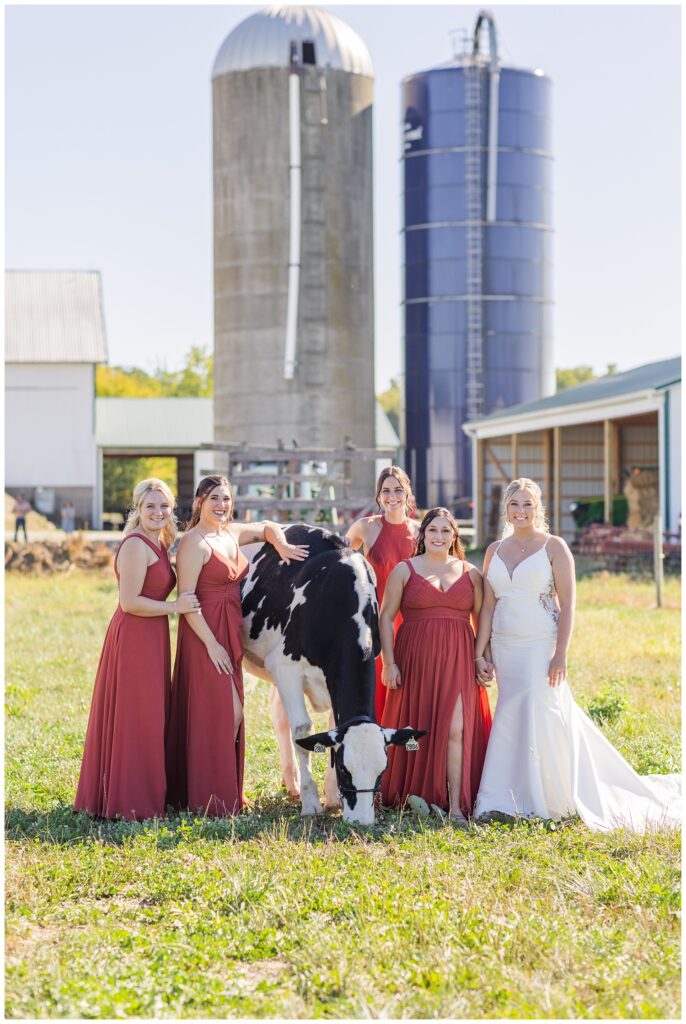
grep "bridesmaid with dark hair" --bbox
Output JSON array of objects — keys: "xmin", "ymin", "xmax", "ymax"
[
  {"xmin": 75, "ymin": 478, "xmax": 199, "ymax": 821},
  {"xmin": 379, "ymin": 507, "xmax": 492, "ymax": 821},
  {"xmin": 346, "ymin": 466, "xmax": 419, "ymax": 721},
  {"xmin": 165, "ymin": 475, "xmax": 308, "ymax": 817}
]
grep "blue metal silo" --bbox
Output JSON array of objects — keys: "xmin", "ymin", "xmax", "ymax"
[{"xmin": 402, "ymin": 10, "xmax": 554, "ymax": 511}]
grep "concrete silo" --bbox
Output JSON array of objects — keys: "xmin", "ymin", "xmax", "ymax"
[
  {"xmin": 402, "ymin": 10, "xmax": 554, "ymax": 510},
  {"xmin": 212, "ymin": 5, "xmax": 376, "ymax": 489}
]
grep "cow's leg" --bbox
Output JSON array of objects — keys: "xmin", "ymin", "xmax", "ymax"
[
  {"xmin": 323, "ymin": 710, "xmax": 342, "ymax": 811},
  {"xmin": 270, "ymin": 665, "xmax": 322, "ymax": 816},
  {"xmin": 269, "ymin": 685, "xmax": 300, "ymax": 800}
]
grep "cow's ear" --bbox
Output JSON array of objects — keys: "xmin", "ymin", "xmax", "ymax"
[
  {"xmin": 383, "ymin": 727, "xmax": 428, "ymax": 748},
  {"xmin": 295, "ymin": 729, "xmax": 338, "ymax": 752}
]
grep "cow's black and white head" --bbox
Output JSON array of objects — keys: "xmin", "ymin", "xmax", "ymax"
[{"xmin": 297, "ymin": 718, "xmax": 427, "ymax": 826}]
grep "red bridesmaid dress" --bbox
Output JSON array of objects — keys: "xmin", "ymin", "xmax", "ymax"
[
  {"xmin": 381, "ymin": 561, "xmax": 492, "ymax": 815},
  {"xmin": 165, "ymin": 545, "xmax": 248, "ymax": 817},
  {"xmin": 366, "ymin": 518, "xmax": 416, "ymax": 722},
  {"xmin": 74, "ymin": 533, "xmax": 175, "ymax": 821}
]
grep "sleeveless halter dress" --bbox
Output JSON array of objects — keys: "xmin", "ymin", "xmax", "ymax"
[
  {"xmin": 366, "ymin": 517, "xmax": 416, "ymax": 722},
  {"xmin": 381, "ymin": 560, "xmax": 492, "ymax": 814},
  {"xmin": 165, "ymin": 544, "xmax": 248, "ymax": 817},
  {"xmin": 74, "ymin": 532, "xmax": 175, "ymax": 821},
  {"xmin": 474, "ymin": 541, "xmax": 681, "ymax": 831}
]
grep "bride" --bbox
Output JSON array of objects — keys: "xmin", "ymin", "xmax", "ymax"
[{"xmin": 473, "ymin": 478, "xmax": 680, "ymax": 832}]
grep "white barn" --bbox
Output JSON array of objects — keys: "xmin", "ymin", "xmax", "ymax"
[{"xmin": 5, "ymin": 271, "xmax": 108, "ymax": 527}]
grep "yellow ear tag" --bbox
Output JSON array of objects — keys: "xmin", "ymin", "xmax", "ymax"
[
  {"xmin": 405, "ymin": 737, "xmax": 419, "ymax": 751},
  {"xmin": 313, "ymin": 743, "xmax": 326, "ymax": 754}
]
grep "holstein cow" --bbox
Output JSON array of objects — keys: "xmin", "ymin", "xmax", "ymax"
[{"xmin": 240, "ymin": 524, "xmax": 425, "ymax": 825}]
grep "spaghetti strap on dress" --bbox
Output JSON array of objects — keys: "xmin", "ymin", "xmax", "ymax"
[
  {"xmin": 381, "ymin": 561, "xmax": 492, "ymax": 814},
  {"xmin": 74, "ymin": 532, "xmax": 175, "ymax": 820}
]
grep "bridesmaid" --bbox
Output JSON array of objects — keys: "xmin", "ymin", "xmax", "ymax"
[
  {"xmin": 380, "ymin": 508, "xmax": 492, "ymax": 821},
  {"xmin": 346, "ymin": 466, "xmax": 419, "ymax": 721},
  {"xmin": 165, "ymin": 474, "xmax": 308, "ymax": 817},
  {"xmin": 74, "ymin": 478, "xmax": 199, "ymax": 821}
]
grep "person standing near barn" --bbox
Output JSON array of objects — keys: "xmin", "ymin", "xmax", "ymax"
[
  {"xmin": 74, "ymin": 478, "xmax": 199, "ymax": 821},
  {"xmin": 165, "ymin": 475, "xmax": 308, "ymax": 817},
  {"xmin": 346, "ymin": 466, "xmax": 419, "ymax": 722},
  {"xmin": 379, "ymin": 508, "xmax": 492, "ymax": 822},
  {"xmin": 12, "ymin": 493, "xmax": 31, "ymax": 543}
]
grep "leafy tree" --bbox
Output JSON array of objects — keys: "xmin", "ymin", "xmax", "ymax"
[
  {"xmin": 556, "ymin": 364, "xmax": 619, "ymax": 392},
  {"xmin": 102, "ymin": 457, "xmax": 178, "ymax": 515},
  {"xmin": 556, "ymin": 366, "xmax": 597, "ymax": 392},
  {"xmin": 96, "ymin": 365, "xmax": 164, "ymax": 397},
  {"xmin": 377, "ymin": 378, "xmax": 400, "ymax": 434},
  {"xmin": 96, "ymin": 346, "xmax": 213, "ymax": 398}
]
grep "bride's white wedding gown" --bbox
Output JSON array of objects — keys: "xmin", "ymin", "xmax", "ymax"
[{"xmin": 474, "ymin": 540, "xmax": 681, "ymax": 832}]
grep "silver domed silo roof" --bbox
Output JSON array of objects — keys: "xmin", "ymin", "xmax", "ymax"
[{"xmin": 212, "ymin": 4, "xmax": 374, "ymax": 78}]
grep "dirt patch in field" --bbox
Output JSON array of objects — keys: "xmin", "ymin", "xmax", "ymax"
[
  {"xmin": 5, "ymin": 535, "xmax": 114, "ymax": 574},
  {"xmin": 5, "ymin": 922, "xmax": 87, "ymax": 965},
  {"xmin": 231, "ymin": 958, "xmax": 290, "ymax": 986}
]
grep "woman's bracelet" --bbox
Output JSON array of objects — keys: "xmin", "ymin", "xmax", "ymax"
[{"xmin": 475, "ymin": 656, "xmax": 487, "ymax": 664}]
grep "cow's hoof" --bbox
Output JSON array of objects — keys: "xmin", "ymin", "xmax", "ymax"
[{"xmin": 300, "ymin": 803, "xmax": 324, "ymax": 817}]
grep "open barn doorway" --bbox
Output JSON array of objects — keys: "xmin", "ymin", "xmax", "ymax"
[{"xmin": 101, "ymin": 453, "xmax": 195, "ymax": 531}]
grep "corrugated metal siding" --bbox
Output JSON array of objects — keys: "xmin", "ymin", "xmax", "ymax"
[
  {"xmin": 95, "ymin": 398, "xmax": 213, "ymax": 450},
  {"xmin": 559, "ymin": 423, "xmax": 604, "ymax": 536},
  {"xmin": 468, "ymin": 356, "xmax": 681, "ymax": 428},
  {"xmin": 482, "ymin": 437, "xmax": 512, "ymax": 542},
  {"xmin": 5, "ymin": 271, "xmax": 107, "ymax": 363},
  {"xmin": 213, "ymin": 5, "xmax": 374, "ymax": 78},
  {"xmin": 620, "ymin": 423, "xmax": 658, "ymax": 476}
]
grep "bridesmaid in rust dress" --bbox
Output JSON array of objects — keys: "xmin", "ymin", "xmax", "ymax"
[
  {"xmin": 346, "ymin": 466, "xmax": 419, "ymax": 722},
  {"xmin": 165, "ymin": 475, "xmax": 308, "ymax": 817},
  {"xmin": 74, "ymin": 479, "xmax": 199, "ymax": 821},
  {"xmin": 380, "ymin": 508, "xmax": 492, "ymax": 821}
]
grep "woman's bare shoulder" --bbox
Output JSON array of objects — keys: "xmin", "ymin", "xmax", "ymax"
[
  {"xmin": 178, "ymin": 528, "xmax": 206, "ymax": 552},
  {"xmin": 546, "ymin": 534, "xmax": 572, "ymax": 556}
]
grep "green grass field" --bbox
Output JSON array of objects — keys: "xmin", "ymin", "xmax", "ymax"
[{"xmin": 5, "ymin": 569, "xmax": 681, "ymax": 1019}]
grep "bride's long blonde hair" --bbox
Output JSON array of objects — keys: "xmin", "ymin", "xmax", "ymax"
[
  {"xmin": 500, "ymin": 478, "xmax": 549, "ymax": 538},
  {"xmin": 123, "ymin": 478, "xmax": 178, "ymax": 548}
]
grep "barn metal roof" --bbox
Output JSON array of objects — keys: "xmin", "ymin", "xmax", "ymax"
[
  {"xmin": 212, "ymin": 4, "xmax": 373, "ymax": 78},
  {"xmin": 5, "ymin": 270, "xmax": 108, "ymax": 364},
  {"xmin": 96, "ymin": 398, "xmax": 213, "ymax": 450},
  {"xmin": 465, "ymin": 357, "xmax": 681, "ymax": 429}
]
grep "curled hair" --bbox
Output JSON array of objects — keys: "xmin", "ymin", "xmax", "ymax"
[
  {"xmin": 501, "ymin": 478, "xmax": 549, "ymax": 537},
  {"xmin": 416, "ymin": 507, "xmax": 465, "ymax": 559},
  {"xmin": 188, "ymin": 475, "xmax": 234, "ymax": 531},
  {"xmin": 124, "ymin": 478, "xmax": 177, "ymax": 548},
  {"xmin": 375, "ymin": 465, "xmax": 416, "ymax": 517}
]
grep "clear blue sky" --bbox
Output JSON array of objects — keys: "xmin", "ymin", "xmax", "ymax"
[{"xmin": 5, "ymin": 2, "xmax": 681, "ymax": 391}]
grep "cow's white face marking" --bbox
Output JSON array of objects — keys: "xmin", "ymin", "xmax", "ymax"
[
  {"xmin": 345, "ymin": 558, "xmax": 377, "ymax": 657},
  {"xmin": 340, "ymin": 724, "xmax": 387, "ymax": 826}
]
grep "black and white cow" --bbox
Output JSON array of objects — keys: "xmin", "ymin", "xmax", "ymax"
[{"xmin": 240, "ymin": 524, "xmax": 425, "ymax": 825}]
